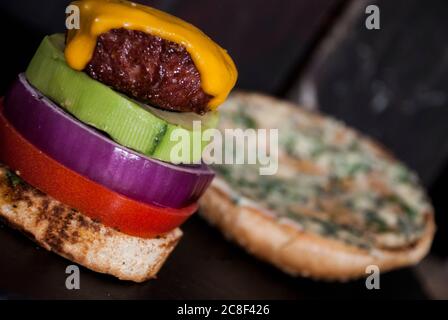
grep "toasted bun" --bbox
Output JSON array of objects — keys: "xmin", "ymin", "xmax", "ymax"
[
  {"xmin": 200, "ymin": 186, "xmax": 434, "ymax": 281},
  {"xmin": 0, "ymin": 165, "xmax": 181, "ymax": 282},
  {"xmin": 199, "ymin": 92, "xmax": 435, "ymax": 281}
]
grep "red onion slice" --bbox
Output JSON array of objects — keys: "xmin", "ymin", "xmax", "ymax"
[{"xmin": 4, "ymin": 74, "xmax": 214, "ymax": 208}]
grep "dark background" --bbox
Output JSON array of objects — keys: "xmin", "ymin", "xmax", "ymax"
[{"xmin": 0, "ymin": 0, "xmax": 447, "ymax": 299}]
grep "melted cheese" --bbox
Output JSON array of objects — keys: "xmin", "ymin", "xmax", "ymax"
[{"xmin": 66, "ymin": 0, "xmax": 238, "ymax": 109}]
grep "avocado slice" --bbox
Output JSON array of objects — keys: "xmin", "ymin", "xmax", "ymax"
[{"xmin": 25, "ymin": 34, "xmax": 216, "ymax": 164}]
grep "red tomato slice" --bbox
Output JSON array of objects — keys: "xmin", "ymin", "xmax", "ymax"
[{"xmin": 0, "ymin": 102, "xmax": 196, "ymax": 238}]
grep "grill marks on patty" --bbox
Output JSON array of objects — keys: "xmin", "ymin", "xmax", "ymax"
[{"xmin": 85, "ymin": 28, "xmax": 212, "ymax": 114}]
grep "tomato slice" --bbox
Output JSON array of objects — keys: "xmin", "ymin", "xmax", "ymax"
[{"xmin": 0, "ymin": 102, "xmax": 196, "ymax": 238}]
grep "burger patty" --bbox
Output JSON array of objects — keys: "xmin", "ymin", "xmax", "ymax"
[{"xmin": 85, "ymin": 28, "xmax": 212, "ymax": 114}]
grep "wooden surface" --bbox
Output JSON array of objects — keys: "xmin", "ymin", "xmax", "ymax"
[
  {"xmin": 289, "ymin": 0, "xmax": 448, "ymax": 187},
  {"xmin": 1, "ymin": 0, "xmax": 445, "ymax": 299},
  {"xmin": 0, "ymin": 215, "xmax": 426, "ymax": 299}
]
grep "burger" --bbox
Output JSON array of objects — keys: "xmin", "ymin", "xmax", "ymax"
[{"xmin": 0, "ymin": 0, "xmax": 237, "ymax": 282}]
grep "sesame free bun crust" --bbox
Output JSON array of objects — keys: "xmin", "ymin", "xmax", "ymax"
[
  {"xmin": 200, "ymin": 185, "xmax": 434, "ymax": 281},
  {"xmin": 199, "ymin": 92, "xmax": 435, "ymax": 281},
  {"xmin": 0, "ymin": 165, "xmax": 182, "ymax": 283}
]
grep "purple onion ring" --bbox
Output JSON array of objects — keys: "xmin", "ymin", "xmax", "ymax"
[{"xmin": 4, "ymin": 74, "xmax": 214, "ymax": 208}]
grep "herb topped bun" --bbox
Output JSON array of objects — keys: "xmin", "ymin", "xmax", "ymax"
[{"xmin": 200, "ymin": 92, "xmax": 435, "ymax": 281}]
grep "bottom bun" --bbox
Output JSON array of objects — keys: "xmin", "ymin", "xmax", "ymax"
[{"xmin": 0, "ymin": 164, "xmax": 181, "ymax": 282}]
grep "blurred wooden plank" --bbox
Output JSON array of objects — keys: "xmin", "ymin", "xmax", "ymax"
[
  {"xmin": 1, "ymin": 0, "xmax": 346, "ymax": 95},
  {"xmin": 163, "ymin": 0, "xmax": 347, "ymax": 93},
  {"xmin": 288, "ymin": 0, "xmax": 448, "ymax": 186}
]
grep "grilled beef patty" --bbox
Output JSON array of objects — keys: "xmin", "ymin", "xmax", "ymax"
[{"xmin": 86, "ymin": 28, "xmax": 212, "ymax": 114}]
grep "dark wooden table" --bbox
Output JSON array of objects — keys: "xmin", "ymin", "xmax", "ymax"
[
  {"xmin": 0, "ymin": 215, "xmax": 426, "ymax": 299},
  {"xmin": 1, "ymin": 0, "xmax": 447, "ymax": 299}
]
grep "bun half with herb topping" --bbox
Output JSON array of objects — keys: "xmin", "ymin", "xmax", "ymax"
[{"xmin": 199, "ymin": 92, "xmax": 435, "ymax": 281}]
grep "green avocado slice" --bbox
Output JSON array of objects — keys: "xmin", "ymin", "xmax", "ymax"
[{"xmin": 25, "ymin": 34, "xmax": 218, "ymax": 164}]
